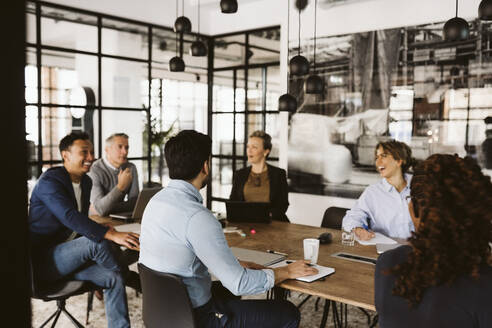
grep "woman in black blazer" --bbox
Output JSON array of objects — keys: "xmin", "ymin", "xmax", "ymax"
[{"xmin": 229, "ymin": 131, "xmax": 289, "ymax": 222}]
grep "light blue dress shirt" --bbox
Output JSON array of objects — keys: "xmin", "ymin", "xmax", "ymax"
[
  {"xmin": 139, "ymin": 180, "xmax": 274, "ymax": 308},
  {"xmin": 342, "ymin": 174, "xmax": 414, "ymax": 239}
]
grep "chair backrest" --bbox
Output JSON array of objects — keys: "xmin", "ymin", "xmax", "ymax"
[
  {"xmin": 321, "ymin": 207, "xmax": 349, "ymax": 229},
  {"xmin": 138, "ymin": 263, "xmax": 196, "ymax": 328}
]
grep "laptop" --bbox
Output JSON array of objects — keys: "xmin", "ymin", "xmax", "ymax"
[
  {"xmin": 230, "ymin": 247, "xmax": 286, "ymax": 266},
  {"xmin": 109, "ymin": 187, "xmax": 162, "ymax": 220},
  {"xmin": 225, "ymin": 201, "xmax": 271, "ymax": 223}
]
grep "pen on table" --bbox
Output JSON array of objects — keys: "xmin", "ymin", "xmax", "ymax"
[
  {"xmin": 267, "ymin": 250, "xmax": 288, "ymax": 256},
  {"xmin": 286, "ymin": 260, "xmax": 315, "ymax": 267}
]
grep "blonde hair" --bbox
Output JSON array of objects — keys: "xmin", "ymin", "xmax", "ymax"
[{"xmin": 249, "ymin": 130, "xmax": 272, "ymax": 152}]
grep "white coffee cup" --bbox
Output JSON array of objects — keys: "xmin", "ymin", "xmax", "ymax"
[{"xmin": 303, "ymin": 238, "xmax": 320, "ymax": 264}]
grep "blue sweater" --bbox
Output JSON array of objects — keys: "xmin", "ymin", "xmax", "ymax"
[{"xmin": 29, "ymin": 166, "xmax": 108, "ymax": 248}]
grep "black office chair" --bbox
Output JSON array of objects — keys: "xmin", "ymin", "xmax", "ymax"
[
  {"xmin": 138, "ymin": 263, "xmax": 197, "ymax": 328},
  {"xmin": 30, "ymin": 257, "xmax": 98, "ymax": 327},
  {"xmin": 321, "ymin": 206, "xmax": 349, "ymax": 230}
]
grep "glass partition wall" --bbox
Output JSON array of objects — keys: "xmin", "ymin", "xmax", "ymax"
[
  {"xmin": 25, "ymin": 2, "xmax": 280, "ymax": 211},
  {"xmin": 25, "ymin": 1, "xmax": 207, "ymax": 195},
  {"xmin": 208, "ymin": 27, "xmax": 281, "ymax": 213}
]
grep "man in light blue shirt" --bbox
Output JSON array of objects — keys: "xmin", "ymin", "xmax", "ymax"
[
  {"xmin": 342, "ymin": 140, "xmax": 415, "ymax": 240},
  {"xmin": 139, "ymin": 130, "xmax": 317, "ymax": 328}
]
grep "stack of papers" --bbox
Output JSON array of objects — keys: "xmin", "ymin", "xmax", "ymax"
[
  {"xmin": 269, "ymin": 260, "xmax": 335, "ymax": 283},
  {"xmin": 355, "ymin": 232, "xmax": 396, "ymax": 246}
]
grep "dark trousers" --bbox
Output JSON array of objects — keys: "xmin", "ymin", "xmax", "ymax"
[{"xmin": 194, "ymin": 282, "xmax": 300, "ymax": 328}]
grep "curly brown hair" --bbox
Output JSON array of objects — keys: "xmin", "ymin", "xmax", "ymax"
[{"xmin": 390, "ymin": 154, "xmax": 492, "ymax": 307}]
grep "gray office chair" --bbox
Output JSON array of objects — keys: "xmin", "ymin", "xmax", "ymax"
[
  {"xmin": 138, "ymin": 263, "xmax": 197, "ymax": 328},
  {"xmin": 30, "ymin": 257, "xmax": 97, "ymax": 327}
]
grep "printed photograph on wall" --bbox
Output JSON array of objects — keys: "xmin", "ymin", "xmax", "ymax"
[{"xmin": 287, "ymin": 19, "xmax": 492, "ymax": 197}]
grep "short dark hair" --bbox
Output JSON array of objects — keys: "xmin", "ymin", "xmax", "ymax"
[
  {"xmin": 164, "ymin": 130, "xmax": 212, "ymax": 180},
  {"xmin": 59, "ymin": 131, "xmax": 90, "ymax": 162}
]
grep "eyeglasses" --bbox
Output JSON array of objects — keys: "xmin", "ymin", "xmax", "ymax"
[{"xmin": 253, "ymin": 176, "xmax": 261, "ymax": 187}]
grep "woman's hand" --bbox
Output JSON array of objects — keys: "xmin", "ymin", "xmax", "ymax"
[{"xmin": 354, "ymin": 227, "xmax": 375, "ymax": 241}]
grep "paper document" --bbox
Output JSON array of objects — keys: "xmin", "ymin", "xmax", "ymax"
[
  {"xmin": 356, "ymin": 232, "xmax": 397, "ymax": 245},
  {"xmin": 115, "ymin": 223, "xmax": 141, "ymax": 234},
  {"xmin": 269, "ymin": 260, "xmax": 335, "ymax": 283}
]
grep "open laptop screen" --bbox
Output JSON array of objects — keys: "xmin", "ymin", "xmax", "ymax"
[{"xmin": 225, "ymin": 201, "xmax": 271, "ymax": 223}]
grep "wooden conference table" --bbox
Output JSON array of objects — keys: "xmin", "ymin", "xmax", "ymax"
[{"xmin": 91, "ymin": 216, "xmax": 378, "ymax": 311}]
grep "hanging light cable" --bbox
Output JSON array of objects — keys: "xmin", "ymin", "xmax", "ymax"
[
  {"xmin": 305, "ymin": 0, "xmax": 323, "ymax": 94},
  {"xmin": 279, "ymin": 0, "xmax": 298, "ymax": 112},
  {"xmin": 190, "ymin": 0, "xmax": 207, "ymax": 56},
  {"xmin": 443, "ymin": 0, "xmax": 470, "ymax": 41},
  {"xmin": 289, "ymin": 3, "xmax": 309, "ymax": 76},
  {"xmin": 170, "ymin": 0, "xmax": 185, "ymax": 71},
  {"xmin": 174, "ymin": 0, "xmax": 192, "ymax": 33}
]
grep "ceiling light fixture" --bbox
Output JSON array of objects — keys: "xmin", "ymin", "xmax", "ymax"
[
  {"xmin": 305, "ymin": 0, "xmax": 323, "ymax": 94},
  {"xmin": 190, "ymin": 0, "xmax": 207, "ymax": 56},
  {"xmin": 170, "ymin": 0, "xmax": 185, "ymax": 72},
  {"xmin": 174, "ymin": 0, "xmax": 192, "ymax": 33},
  {"xmin": 279, "ymin": 0, "xmax": 297, "ymax": 113},
  {"xmin": 220, "ymin": 0, "xmax": 238, "ymax": 13},
  {"xmin": 443, "ymin": 0, "xmax": 470, "ymax": 41},
  {"xmin": 289, "ymin": 2, "xmax": 309, "ymax": 76},
  {"xmin": 479, "ymin": 0, "xmax": 492, "ymax": 20}
]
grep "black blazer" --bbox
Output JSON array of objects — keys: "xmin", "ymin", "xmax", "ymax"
[{"xmin": 229, "ymin": 164, "xmax": 289, "ymax": 222}]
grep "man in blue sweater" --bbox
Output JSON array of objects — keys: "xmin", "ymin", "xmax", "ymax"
[{"xmin": 29, "ymin": 132, "xmax": 140, "ymax": 328}]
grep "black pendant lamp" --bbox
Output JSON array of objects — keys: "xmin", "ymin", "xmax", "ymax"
[
  {"xmin": 289, "ymin": 4, "xmax": 309, "ymax": 76},
  {"xmin": 170, "ymin": 0, "xmax": 185, "ymax": 72},
  {"xmin": 305, "ymin": 0, "xmax": 323, "ymax": 94},
  {"xmin": 443, "ymin": 0, "xmax": 470, "ymax": 41},
  {"xmin": 190, "ymin": 0, "xmax": 207, "ymax": 56},
  {"xmin": 479, "ymin": 0, "xmax": 492, "ymax": 20},
  {"xmin": 278, "ymin": 0, "xmax": 297, "ymax": 113},
  {"xmin": 174, "ymin": 0, "xmax": 192, "ymax": 33},
  {"xmin": 220, "ymin": 0, "xmax": 238, "ymax": 13}
]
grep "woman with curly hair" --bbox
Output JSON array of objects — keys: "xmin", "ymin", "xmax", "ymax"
[{"xmin": 375, "ymin": 154, "xmax": 492, "ymax": 327}]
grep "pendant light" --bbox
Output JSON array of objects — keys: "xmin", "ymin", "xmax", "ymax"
[
  {"xmin": 190, "ymin": 0, "xmax": 207, "ymax": 56},
  {"xmin": 443, "ymin": 0, "xmax": 470, "ymax": 41},
  {"xmin": 170, "ymin": 0, "xmax": 185, "ymax": 72},
  {"xmin": 279, "ymin": 0, "xmax": 297, "ymax": 112},
  {"xmin": 479, "ymin": 0, "xmax": 492, "ymax": 20},
  {"xmin": 289, "ymin": 3, "xmax": 309, "ymax": 76},
  {"xmin": 174, "ymin": 0, "xmax": 192, "ymax": 33},
  {"xmin": 220, "ymin": 0, "xmax": 238, "ymax": 13},
  {"xmin": 305, "ymin": 0, "xmax": 323, "ymax": 94}
]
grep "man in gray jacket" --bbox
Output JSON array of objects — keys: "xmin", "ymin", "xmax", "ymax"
[{"xmin": 89, "ymin": 133, "xmax": 139, "ymax": 217}]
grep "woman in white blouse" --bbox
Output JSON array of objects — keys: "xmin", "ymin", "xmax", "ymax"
[{"xmin": 342, "ymin": 140, "xmax": 417, "ymax": 240}]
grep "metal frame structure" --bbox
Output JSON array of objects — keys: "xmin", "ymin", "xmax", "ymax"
[
  {"xmin": 26, "ymin": 0, "xmax": 206, "ymax": 184},
  {"xmin": 207, "ymin": 26, "xmax": 281, "ymax": 209},
  {"xmin": 26, "ymin": 1, "xmax": 281, "ymax": 210}
]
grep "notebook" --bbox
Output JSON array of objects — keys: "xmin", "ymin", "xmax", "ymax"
[
  {"xmin": 109, "ymin": 187, "xmax": 162, "ymax": 220},
  {"xmin": 225, "ymin": 201, "xmax": 271, "ymax": 223},
  {"xmin": 355, "ymin": 232, "xmax": 397, "ymax": 246},
  {"xmin": 114, "ymin": 223, "xmax": 141, "ymax": 234},
  {"xmin": 230, "ymin": 247, "xmax": 286, "ymax": 266},
  {"xmin": 269, "ymin": 260, "xmax": 335, "ymax": 282}
]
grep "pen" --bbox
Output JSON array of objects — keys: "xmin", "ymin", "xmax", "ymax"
[
  {"xmin": 362, "ymin": 223, "xmax": 370, "ymax": 231},
  {"xmin": 267, "ymin": 250, "xmax": 288, "ymax": 256},
  {"xmin": 286, "ymin": 260, "xmax": 314, "ymax": 266}
]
